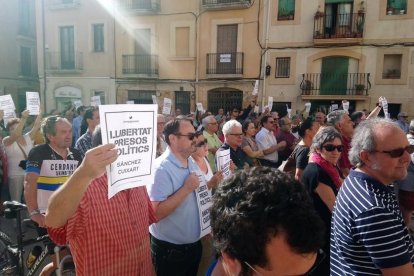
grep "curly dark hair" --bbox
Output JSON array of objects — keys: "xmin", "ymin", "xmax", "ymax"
[{"xmin": 210, "ymin": 167, "xmax": 325, "ymax": 275}]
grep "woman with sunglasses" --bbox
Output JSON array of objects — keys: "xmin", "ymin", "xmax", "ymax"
[
  {"xmin": 301, "ymin": 126, "xmax": 344, "ymax": 275},
  {"xmin": 191, "ymin": 132, "xmax": 224, "ymax": 276}
]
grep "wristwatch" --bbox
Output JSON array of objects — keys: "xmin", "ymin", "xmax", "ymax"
[{"xmin": 29, "ymin": 209, "xmax": 41, "ymax": 217}]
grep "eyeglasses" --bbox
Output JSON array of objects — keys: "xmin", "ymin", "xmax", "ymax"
[
  {"xmin": 196, "ymin": 139, "xmax": 208, "ymax": 148},
  {"xmin": 175, "ymin": 132, "xmax": 197, "ymax": 141},
  {"xmin": 228, "ymin": 133, "xmax": 243, "ymax": 137},
  {"xmin": 322, "ymin": 144, "xmax": 343, "ymax": 152},
  {"xmin": 372, "ymin": 145, "xmax": 414, "ymax": 158},
  {"xmin": 244, "ymin": 249, "xmax": 325, "ymax": 276}
]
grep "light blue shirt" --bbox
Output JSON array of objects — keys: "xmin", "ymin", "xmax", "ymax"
[
  {"xmin": 148, "ymin": 148, "xmax": 200, "ymax": 244},
  {"xmin": 72, "ymin": 115, "xmax": 83, "ymax": 143}
]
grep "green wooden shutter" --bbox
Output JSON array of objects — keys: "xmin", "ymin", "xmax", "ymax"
[{"xmin": 320, "ymin": 57, "xmax": 349, "ymax": 95}]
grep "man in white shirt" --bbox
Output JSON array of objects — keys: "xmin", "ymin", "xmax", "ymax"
[{"xmin": 256, "ymin": 115, "xmax": 286, "ymax": 168}]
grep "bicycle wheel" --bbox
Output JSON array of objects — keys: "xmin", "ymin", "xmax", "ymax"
[{"xmin": 0, "ymin": 232, "xmax": 16, "ymax": 276}]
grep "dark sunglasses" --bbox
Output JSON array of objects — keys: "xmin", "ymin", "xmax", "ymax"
[
  {"xmin": 196, "ymin": 139, "xmax": 208, "ymax": 148},
  {"xmin": 373, "ymin": 145, "xmax": 414, "ymax": 158},
  {"xmin": 322, "ymin": 144, "xmax": 343, "ymax": 152},
  {"xmin": 175, "ymin": 132, "xmax": 196, "ymax": 141}
]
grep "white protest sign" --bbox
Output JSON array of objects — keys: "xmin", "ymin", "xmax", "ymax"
[
  {"xmin": 0, "ymin": 95, "xmax": 16, "ymax": 125},
  {"xmin": 99, "ymin": 104, "xmax": 158, "ymax": 198},
  {"xmin": 331, "ymin": 104, "xmax": 339, "ymax": 111},
  {"xmin": 381, "ymin": 97, "xmax": 389, "ymax": 119},
  {"xmin": 26, "ymin": 92, "xmax": 40, "ymax": 115},
  {"xmin": 152, "ymin": 95, "xmax": 157, "ymax": 105},
  {"xmin": 286, "ymin": 104, "xmax": 292, "ymax": 118},
  {"xmin": 162, "ymin": 98, "xmax": 172, "ymax": 115},
  {"xmin": 194, "ymin": 170, "xmax": 212, "ymax": 238},
  {"xmin": 305, "ymin": 102, "xmax": 311, "ymax": 113},
  {"xmin": 0, "ymin": 95, "xmax": 15, "ymax": 111},
  {"xmin": 126, "ymin": 101, "xmax": 134, "ymax": 104},
  {"xmin": 342, "ymin": 100, "xmax": 349, "ymax": 112},
  {"xmin": 254, "ymin": 105, "xmax": 259, "ymax": 113},
  {"xmin": 196, "ymin": 103, "xmax": 204, "ymax": 113},
  {"xmin": 268, "ymin": 96, "xmax": 273, "ymax": 111},
  {"xmin": 73, "ymin": 100, "xmax": 82, "ymax": 109},
  {"xmin": 216, "ymin": 149, "xmax": 231, "ymax": 179},
  {"xmin": 252, "ymin": 80, "xmax": 259, "ymax": 96},
  {"xmin": 91, "ymin": 96, "xmax": 101, "ymax": 106}
]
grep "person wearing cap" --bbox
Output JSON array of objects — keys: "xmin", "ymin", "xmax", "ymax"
[{"xmin": 397, "ymin": 112, "xmax": 409, "ymax": 133}]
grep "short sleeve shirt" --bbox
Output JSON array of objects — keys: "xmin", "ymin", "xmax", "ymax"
[{"xmin": 331, "ymin": 170, "xmax": 414, "ymax": 275}]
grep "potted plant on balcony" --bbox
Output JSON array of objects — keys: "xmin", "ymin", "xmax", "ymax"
[
  {"xmin": 355, "ymin": 84, "xmax": 365, "ymax": 95},
  {"xmin": 302, "ymin": 80, "xmax": 313, "ymax": 95}
]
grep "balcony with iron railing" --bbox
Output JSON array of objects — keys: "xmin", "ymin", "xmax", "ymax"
[
  {"xmin": 313, "ymin": 12, "xmax": 365, "ymax": 44},
  {"xmin": 46, "ymin": 52, "xmax": 83, "ymax": 73},
  {"xmin": 122, "ymin": 55, "xmax": 159, "ymax": 77},
  {"xmin": 118, "ymin": 0, "xmax": 160, "ymax": 12},
  {"xmin": 201, "ymin": 0, "xmax": 251, "ymax": 10},
  {"xmin": 300, "ymin": 73, "xmax": 371, "ymax": 97},
  {"xmin": 206, "ymin": 52, "xmax": 244, "ymax": 78}
]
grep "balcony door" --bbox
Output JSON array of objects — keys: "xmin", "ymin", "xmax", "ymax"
[
  {"xmin": 320, "ymin": 57, "xmax": 349, "ymax": 95},
  {"xmin": 325, "ymin": 1, "xmax": 353, "ymax": 37},
  {"xmin": 216, "ymin": 24, "xmax": 237, "ymax": 74},
  {"xmin": 134, "ymin": 28, "xmax": 151, "ymax": 74},
  {"xmin": 60, "ymin": 26, "xmax": 74, "ymax": 69}
]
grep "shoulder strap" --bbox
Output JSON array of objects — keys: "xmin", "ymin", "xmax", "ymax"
[{"xmin": 16, "ymin": 142, "xmax": 28, "ymax": 159}]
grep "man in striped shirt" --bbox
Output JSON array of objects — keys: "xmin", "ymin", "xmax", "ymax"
[{"xmin": 331, "ymin": 118, "xmax": 414, "ymax": 275}]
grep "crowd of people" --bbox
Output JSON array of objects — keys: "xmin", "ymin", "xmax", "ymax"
[{"xmin": 1, "ymin": 97, "xmax": 414, "ymax": 275}]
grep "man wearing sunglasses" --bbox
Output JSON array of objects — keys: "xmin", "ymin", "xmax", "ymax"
[
  {"xmin": 331, "ymin": 118, "xmax": 414, "ymax": 276},
  {"xmin": 148, "ymin": 117, "xmax": 203, "ymax": 275}
]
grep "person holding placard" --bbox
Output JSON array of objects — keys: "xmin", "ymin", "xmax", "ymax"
[
  {"xmin": 3, "ymin": 110, "xmax": 42, "ymax": 202},
  {"xmin": 148, "ymin": 117, "xmax": 203, "ymax": 276},
  {"xmin": 217, "ymin": 120, "xmax": 248, "ymax": 170},
  {"xmin": 191, "ymin": 132, "xmax": 224, "ymax": 276},
  {"xmin": 46, "ymin": 126, "xmax": 156, "ymax": 275}
]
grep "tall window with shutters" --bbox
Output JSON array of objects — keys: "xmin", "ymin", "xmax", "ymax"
[{"xmin": 93, "ymin": 24, "xmax": 104, "ymax": 52}]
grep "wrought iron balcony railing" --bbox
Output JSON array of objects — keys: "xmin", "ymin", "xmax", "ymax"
[
  {"xmin": 206, "ymin": 52, "xmax": 244, "ymax": 75},
  {"xmin": 119, "ymin": 0, "xmax": 160, "ymax": 11},
  {"xmin": 314, "ymin": 12, "xmax": 365, "ymax": 39},
  {"xmin": 202, "ymin": 0, "xmax": 251, "ymax": 9},
  {"xmin": 300, "ymin": 73, "xmax": 371, "ymax": 96},
  {"xmin": 122, "ymin": 55, "xmax": 159, "ymax": 76},
  {"xmin": 46, "ymin": 51, "xmax": 83, "ymax": 72}
]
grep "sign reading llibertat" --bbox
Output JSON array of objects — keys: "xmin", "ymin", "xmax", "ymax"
[{"xmin": 99, "ymin": 104, "xmax": 158, "ymax": 198}]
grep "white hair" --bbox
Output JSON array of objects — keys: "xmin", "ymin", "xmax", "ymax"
[{"xmin": 222, "ymin": 120, "xmax": 242, "ymax": 135}]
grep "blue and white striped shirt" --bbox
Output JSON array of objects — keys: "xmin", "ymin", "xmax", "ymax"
[{"xmin": 331, "ymin": 169, "xmax": 414, "ymax": 275}]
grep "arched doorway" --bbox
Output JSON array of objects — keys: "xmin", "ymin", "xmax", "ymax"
[{"xmin": 207, "ymin": 88, "xmax": 243, "ymax": 115}]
